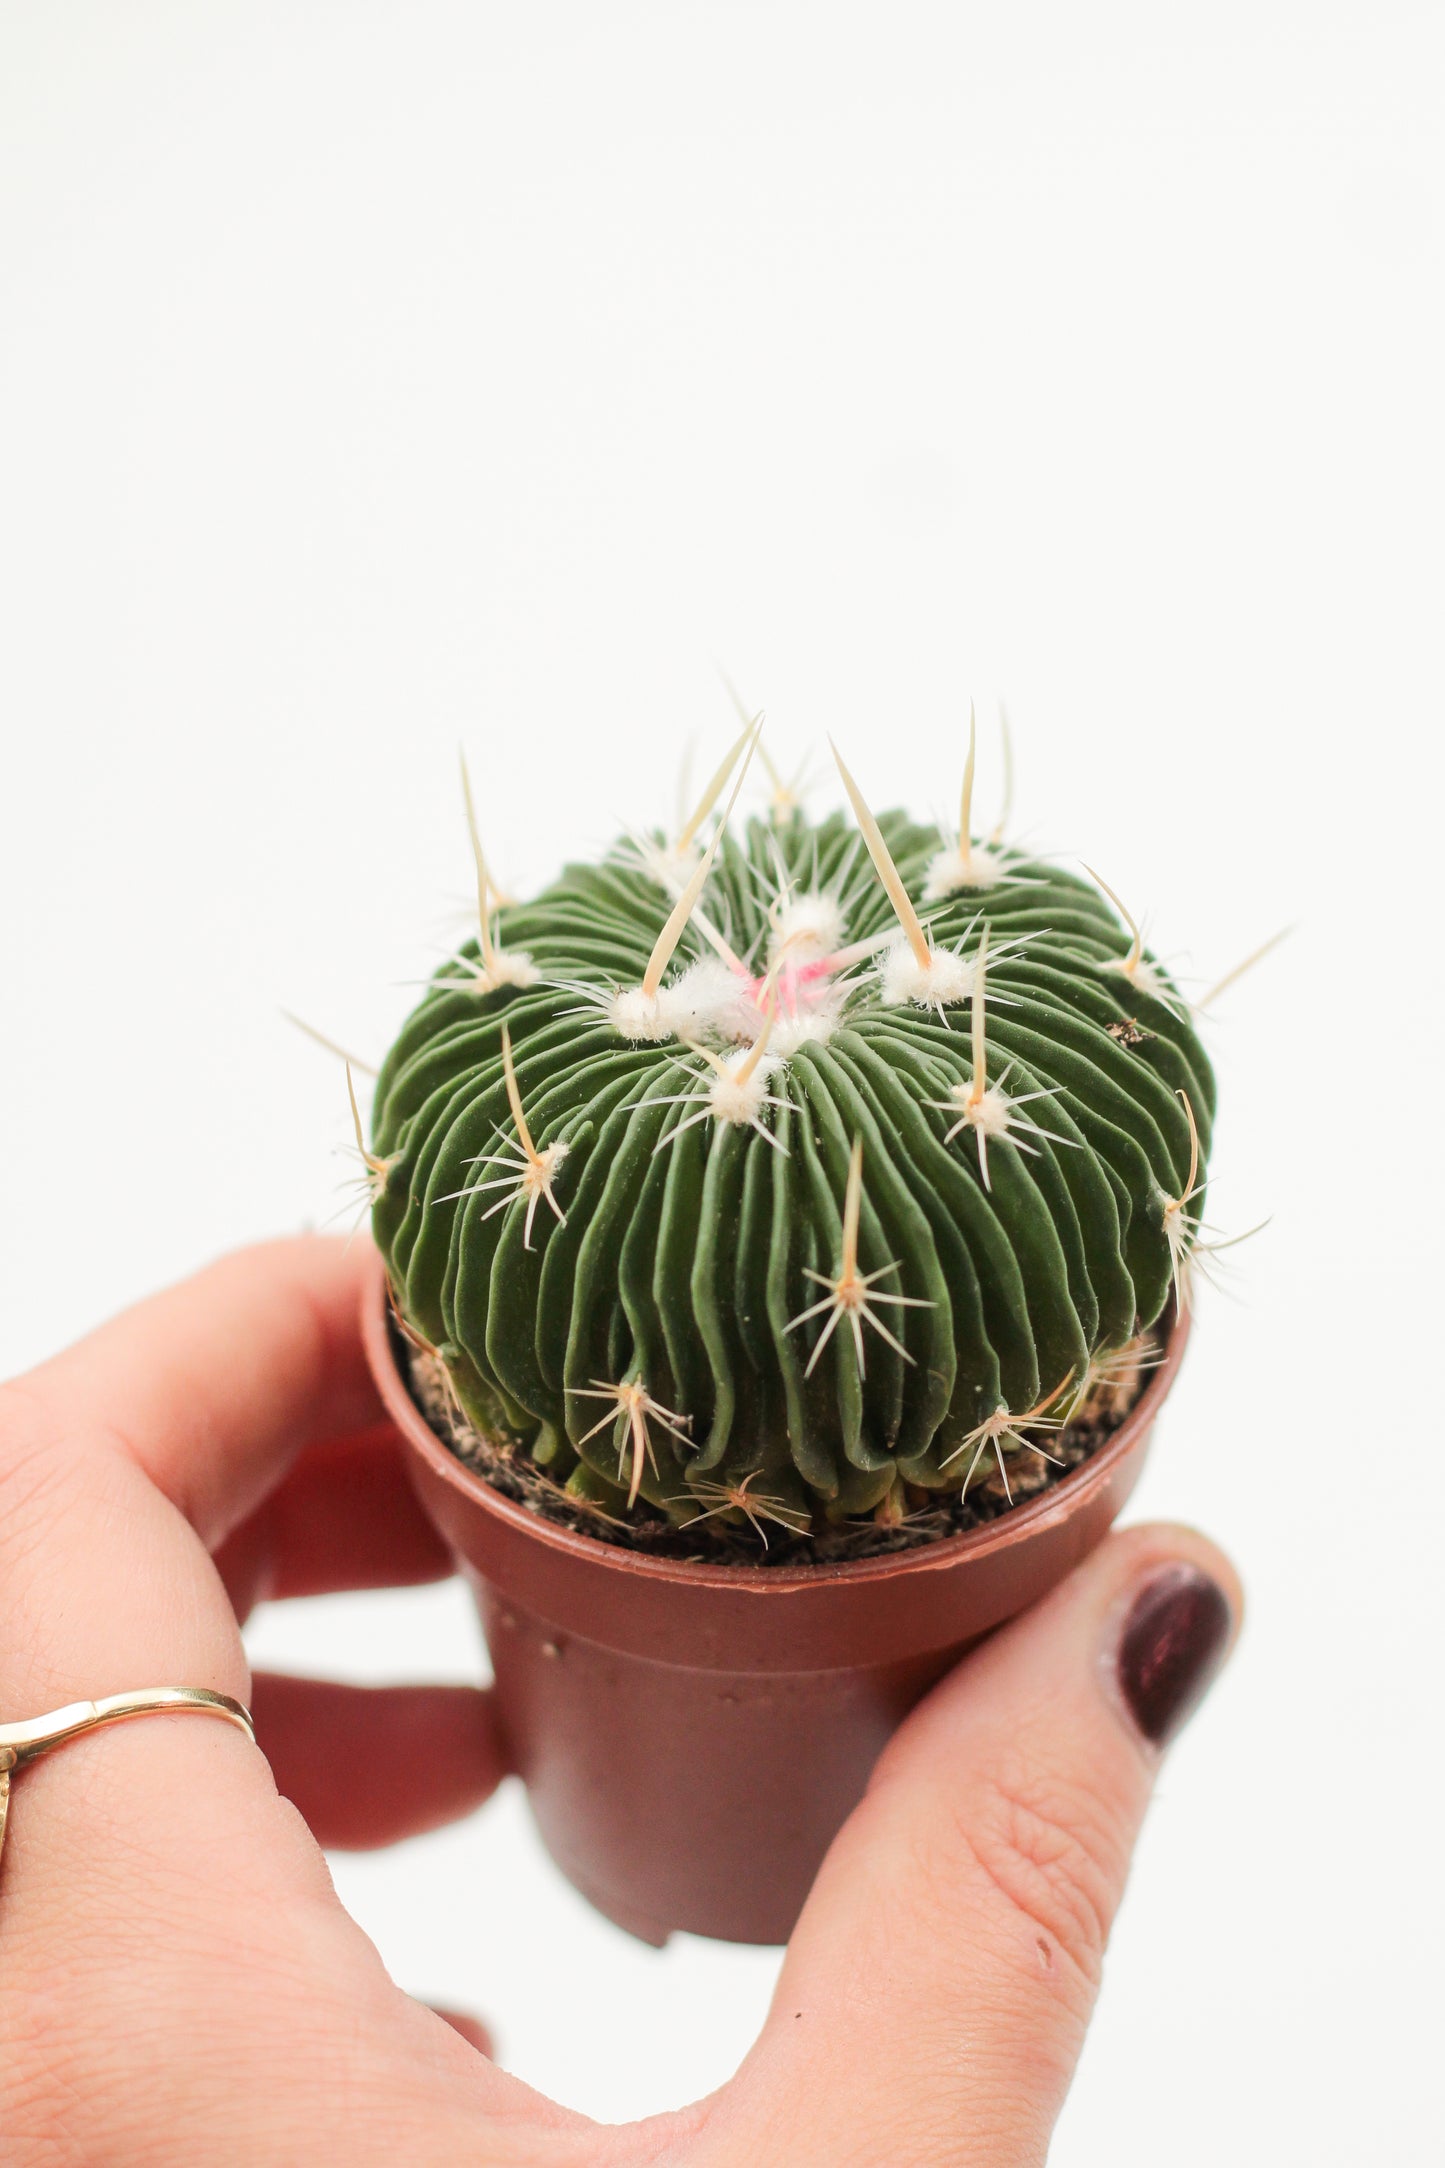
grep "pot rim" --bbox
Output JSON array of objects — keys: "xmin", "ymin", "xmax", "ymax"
[{"xmin": 363, "ymin": 1250, "xmax": 1190, "ymax": 1597}]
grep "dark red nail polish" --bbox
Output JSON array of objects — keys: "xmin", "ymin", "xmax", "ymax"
[{"xmin": 1116, "ymin": 1565, "xmax": 1232, "ymax": 1746}]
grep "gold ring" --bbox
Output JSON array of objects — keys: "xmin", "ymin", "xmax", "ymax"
[{"xmin": 0, "ymin": 1688, "xmax": 255, "ymax": 1880}]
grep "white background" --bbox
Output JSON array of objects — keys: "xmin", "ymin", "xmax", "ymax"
[{"xmin": 2, "ymin": 4, "xmax": 1441, "ymax": 2158}]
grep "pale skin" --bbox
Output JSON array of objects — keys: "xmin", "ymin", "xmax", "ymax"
[{"xmin": 0, "ymin": 1239, "xmax": 1240, "ymax": 2166}]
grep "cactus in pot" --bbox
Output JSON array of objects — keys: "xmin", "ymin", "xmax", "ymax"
[{"xmin": 365, "ymin": 715, "xmax": 1218, "ymax": 1559}]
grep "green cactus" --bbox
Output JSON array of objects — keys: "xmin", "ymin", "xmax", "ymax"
[{"xmin": 368, "ymin": 724, "xmax": 1215, "ymax": 1544}]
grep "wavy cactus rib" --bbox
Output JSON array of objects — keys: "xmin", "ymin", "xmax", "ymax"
[{"xmin": 370, "ymin": 778, "xmax": 1214, "ymax": 1534}]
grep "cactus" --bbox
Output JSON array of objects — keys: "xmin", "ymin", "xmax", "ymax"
[{"xmin": 368, "ymin": 718, "xmax": 1218, "ymax": 1547}]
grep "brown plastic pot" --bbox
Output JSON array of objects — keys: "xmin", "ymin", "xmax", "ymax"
[{"xmin": 362, "ymin": 1255, "xmax": 1188, "ymax": 1947}]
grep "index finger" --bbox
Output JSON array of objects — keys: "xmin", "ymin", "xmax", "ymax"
[{"xmin": 18, "ymin": 1236, "xmax": 385, "ymax": 1550}]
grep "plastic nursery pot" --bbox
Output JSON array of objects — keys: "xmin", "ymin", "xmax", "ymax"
[{"xmin": 362, "ymin": 1255, "xmax": 1190, "ymax": 1948}]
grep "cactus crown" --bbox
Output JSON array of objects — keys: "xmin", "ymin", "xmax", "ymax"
[{"xmin": 370, "ymin": 721, "xmax": 1216, "ymax": 1549}]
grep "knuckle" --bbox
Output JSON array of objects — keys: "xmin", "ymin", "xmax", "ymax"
[
  {"xmin": 956, "ymin": 1751, "xmax": 1132, "ymax": 1986},
  {"xmin": 0, "ymin": 1383, "xmax": 82, "ymax": 1567},
  {"xmin": 0, "ymin": 1373, "xmax": 56, "ymax": 1460}
]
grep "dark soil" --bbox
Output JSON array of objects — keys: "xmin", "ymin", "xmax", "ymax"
[{"xmin": 406, "ymin": 1335, "xmax": 1159, "ymax": 1571}]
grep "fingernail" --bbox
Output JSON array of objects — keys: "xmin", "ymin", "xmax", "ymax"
[{"xmin": 1116, "ymin": 1564, "xmax": 1232, "ymax": 1747}]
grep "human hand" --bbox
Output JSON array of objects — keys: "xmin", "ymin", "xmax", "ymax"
[{"xmin": 0, "ymin": 1238, "xmax": 1239, "ymax": 2166}]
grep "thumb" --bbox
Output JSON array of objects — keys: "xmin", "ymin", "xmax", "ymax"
[{"xmin": 703, "ymin": 1523, "xmax": 1240, "ymax": 2168}]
